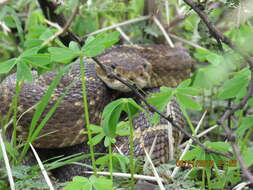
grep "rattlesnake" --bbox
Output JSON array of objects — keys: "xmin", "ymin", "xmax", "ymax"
[{"xmin": 0, "ymin": 45, "xmax": 192, "ymax": 181}]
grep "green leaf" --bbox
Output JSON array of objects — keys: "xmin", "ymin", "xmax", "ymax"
[
  {"xmin": 40, "ymin": 28, "xmax": 56, "ymax": 40},
  {"xmin": 123, "ymin": 98, "xmax": 144, "ymax": 117},
  {"xmin": 205, "ymin": 141, "xmax": 230, "ymax": 153},
  {"xmin": 248, "ymin": 97, "xmax": 253, "ymax": 107},
  {"xmin": 116, "ymin": 121, "xmax": 130, "ymax": 136},
  {"xmin": 176, "ymin": 79, "xmax": 201, "ymax": 96},
  {"xmin": 90, "ymin": 176, "xmax": 114, "ymax": 190},
  {"xmin": 89, "ymin": 133, "xmax": 105, "ymax": 146},
  {"xmin": 147, "ymin": 87, "xmax": 172, "ymax": 111},
  {"xmin": 64, "ymin": 176, "xmax": 92, "ymax": 190},
  {"xmin": 176, "ymin": 79, "xmax": 192, "ymax": 88},
  {"xmin": 22, "ymin": 54, "xmax": 51, "ymax": 67},
  {"xmin": 24, "ymin": 39, "xmax": 43, "ymax": 48},
  {"xmin": 243, "ymin": 147, "xmax": 253, "ymax": 167},
  {"xmin": 0, "ymin": 58, "xmax": 16, "ymax": 74},
  {"xmin": 192, "ymin": 65, "xmax": 228, "ymax": 89},
  {"xmin": 7, "ymin": 6, "xmax": 24, "ymax": 44},
  {"xmin": 206, "ymin": 53, "xmax": 224, "ymax": 66},
  {"xmin": 101, "ymin": 98, "xmax": 142, "ymax": 139},
  {"xmin": 194, "ymin": 48, "xmax": 215, "ymax": 62},
  {"xmin": 176, "ymin": 87, "xmax": 201, "ymax": 96},
  {"xmin": 101, "ymin": 99, "xmax": 124, "ymax": 138},
  {"xmin": 90, "ymin": 124, "xmax": 103, "ymax": 133},
  {"xmin": 235, "ymin": 115, "xmax": 253, "ymax": 136},
  {"xmin": 176, "ymin": 93, "xmax": 202, "ymax": 110},
  {"xmin": 69, "ymin": 41, "xmax": 80, "ymax": 52},
  {"xmin": 82, "ymin": 32, "xmax": 120, "ymax": 57},
  {"xmin": 16, "ymin": 61, "xmax": 33, "ymax": 82},
  {"xmin": 217, "ymin": 68, "xmax": 250, "ymax": 99},
  {"xmin": 112, "ymin": 154, "xmax": 129, "ymax": 172},
  {"xmin": 104, "ymin": 137, "xmax": 111, "ymax": 147},
  {"xmin": 182, "ymin": 146, "xmax": 203, "ymax": 160},
  {"xmin": 147, "ymin": 87, "xmax": 172, "ymax": 125},
  {"xmin": 21, "ymin": 47, "xmax": 40, "ymax": 57},
  {"xmin": 48, "ymin": 47, "xmax": 80, "ymax": 63}
]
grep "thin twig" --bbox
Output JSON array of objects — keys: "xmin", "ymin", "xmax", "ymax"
[
  {"xmin": 169, "ymin": 33, "xmax": 207, "ymax": 50},
  {"xmin": 85, "ymin": 15, "xmax": 151, "ymax": 37},
  {"xmin": 166, "ymin": 102, "xmax": 175, "ymax": 161},
  {"xmin": 233, "ymin": 181, "xmax": 250, "ymax": 190},
  {"xmin": 115, "ymin": 26, "xmax": 133, "ymax": 45},
  {"xmin": 30, "ymin": 143, "xmax": 55, "ymax": 190},
  {"xmin": 178, "ymin": 125, "xmax": 219, "ymax": 149},
  {"xmin": 41, "ymin": 2, "xmax": 79, "ymax": 46},
  {"xmin": 143, "ymin": 148, "xmax": 165, "ymax": 190},
  {"xmin": 38, "ymin": 0, "xmax": 81, "ymax": 45},
  {"xmin": 44, "ymin": 19, "xmax": 62, "ymax": 31},
  {"xmin": 171, "ymin": 111, "xmax": 207, "ymax": 178},
  {"xmin": 153, "ymin": 16, "xmax": 174, "ymax": 48},
  {"xmin": 84, "ymin": 171, "xmax": 166, "ymax": 182},
  {"xmin": 0, "ymin": 130, "xmax": 15, "ymax": 190},
  {"xmin": 143, "ymin": 135, "xmax": 158, "ymax": 171},
  {"xmin": 182, "ymin": 0, "xmax": 253, "ymax": 184}
]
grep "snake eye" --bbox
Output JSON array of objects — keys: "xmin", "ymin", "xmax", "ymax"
[
  {"xmin": 111, "ymin": 64, "xmax": 116, "ymax": 69},
  {"xmin": 143, "ymin": 63, "xmax": 147, "ymax": 68},
  {"xmin": 116, "ymin": 73, "xmax": 121, "ymax": 77}
]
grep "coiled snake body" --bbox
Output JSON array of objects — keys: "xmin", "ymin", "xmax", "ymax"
[{"xmin": 0, "ymin": 45, "xmax": 192, "ymax": 180}]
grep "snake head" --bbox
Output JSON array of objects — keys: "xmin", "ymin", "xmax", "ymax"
[{"xmin": 96, "ymin": 51, "xmax": 152, "ymax": 92}]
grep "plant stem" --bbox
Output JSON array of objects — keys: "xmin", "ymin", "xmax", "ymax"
[
  {"xmin": 79, "ymin": 57, "xmax": 97, "ymax": 175},
  {"xmin": 11, "ymin": 80, "xmax": 23, "ymax": 152},
  {"xmin": 127, "ymin": 105, "xmax": 135, "ymax": 190},
  {"xmin": 108, "ymin": 142, "xmax": 113, "ymax": 180}
]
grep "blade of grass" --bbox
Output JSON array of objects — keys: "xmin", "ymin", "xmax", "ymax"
[
  {"xmin": 11, "ymin": 80, "xmax": 23, "ymax": 150},
  {"xmin": 18, "ymin": 63, "xmax": 75, "ymax": 163},
  {"xmin": 79, "ymin": 56, "xmax": 97, "ymax": 175},
  {"xmin": 47, "ymin": 153, "xmax": 104, "ymax": 171},
  {"xmin": 0, "ymin": 130, "xmax": 15, "ymax": 190},
  {"xmin": 30, "ymin": 83, "xmax": 72, "ymax": 143}
]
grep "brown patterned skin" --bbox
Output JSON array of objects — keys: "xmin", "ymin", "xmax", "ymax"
[
  {"xmin": 115, "ymin": 97, "xmax": 185, "ymax": 165},
  {"xmin": 1, "ymin": 61, "xmax": 113, "ymax": 148},
  {"xmin": 0, "ymin": 45, "xmax": 191, "ymax": 179}
]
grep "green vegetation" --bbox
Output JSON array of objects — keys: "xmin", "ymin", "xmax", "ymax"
[{"xmin": 0, "ymin": 0, "xmax": 253, "ymax": 190}]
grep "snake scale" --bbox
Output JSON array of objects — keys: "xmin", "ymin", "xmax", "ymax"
[{"xmin": 0, "ymin": 45, "xmax": 192, "ymax": 181}]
